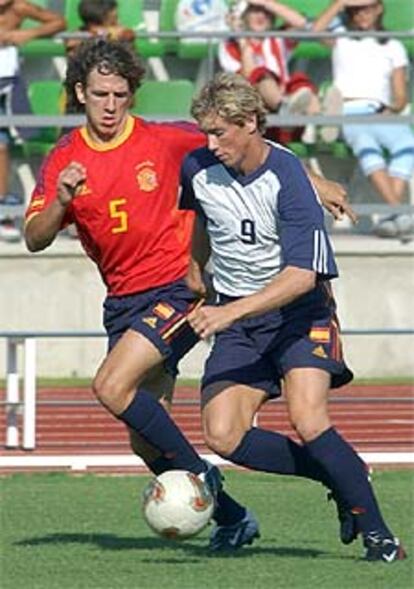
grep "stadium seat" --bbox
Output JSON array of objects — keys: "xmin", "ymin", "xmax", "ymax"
[
  {"xmin": 383, "ymin": 0, "xmax": 414, "ymax": 55},
  {"xmin": 281, "ymin": 0, "xmax": 331, "ymax": 60},
  {"xmin": 23, "ymin": 80, "xmax": 64, "ymax": 156},
  {"xmin": 132, "ymin": 79, "xmax": 195, "ymax": 118},
  {"xmin": 19, "ymin": 0, "xmax": 65, "ymax": 57},
  {"xmin": 64, "ymin": 0, "xmax": 165, "ymax": 58},
  {"xmin": 284, "ymin": 0, "xmax": 414, "ymax": 59}
]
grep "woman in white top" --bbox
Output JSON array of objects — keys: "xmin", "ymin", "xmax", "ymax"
[{"xmin": 313, "ymin": 0, "xmax": 414, "ymax": 238}]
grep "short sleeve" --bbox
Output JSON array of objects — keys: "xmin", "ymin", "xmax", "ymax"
[
  {"xmin": 277, "ymin": 155, "xmax": 338, "ymax": 279},
  {"xmin": 389, "ymin": 39, "xmax": 409, "ymax": 70},
  {"xmin": 25, "ymin": 137, "xmax": 74, "ymax": 227}
]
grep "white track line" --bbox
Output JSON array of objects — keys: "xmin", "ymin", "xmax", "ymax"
[{"xmin": 0, "ymin": 452, "xmax": 413, "ymax": 471}]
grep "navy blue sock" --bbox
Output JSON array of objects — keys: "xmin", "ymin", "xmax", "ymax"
[
  {"xmin": 147, "ymin": 455, "xmax": 172, "ymax": 476},
  {"xmin": 148, "ymin": 454, "xmax": 246, "ymax": 526},
  {"xmin": 120, "ymin": 390, "xmax": 204, "ymax": 474},
  {"xmin": 228, "ymin": 427, "xmax": 330, "ymax": 486},
  {"xmin": 214, "ymin": 490, "xmax": 247, "ymax": 526},
  {"xmin": 306, "ymin": 427, "xmax": 392, "ymax": 537}
]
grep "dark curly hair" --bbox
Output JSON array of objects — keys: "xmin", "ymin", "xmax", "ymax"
[
  {"xmin": 78, "ymin": 0, "xmax": 117, "ymax": 27},
  {"xmin": 65, "ymin": 38, "xmax": 146, "ymax": 112}
]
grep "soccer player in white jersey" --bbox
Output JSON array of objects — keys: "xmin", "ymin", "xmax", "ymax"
[{"xmin": 180, "ymin": 73, "xmax": 406, "ymax": 562}]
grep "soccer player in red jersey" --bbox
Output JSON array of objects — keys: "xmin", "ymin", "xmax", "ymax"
[
  {"xmin": 24, "ymin": 38, "xmax": 355, "ymax": 550},
  {"xmin": 24, "ymin": 38, "xmax": 261, "ymax": 551}
]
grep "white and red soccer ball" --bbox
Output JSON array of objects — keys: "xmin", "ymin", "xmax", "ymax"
[{"xmin": 142, "ymin": 470, "xmax": 215, "ymax": 539}]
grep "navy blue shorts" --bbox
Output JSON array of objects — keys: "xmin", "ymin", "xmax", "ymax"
[
  {"xmin": 201, "ymin": 292, "xmax": 353, "ymax": 401},
  {"xmin": 103, "ymin": 279, "xmax": 200, "ymax": 377}
]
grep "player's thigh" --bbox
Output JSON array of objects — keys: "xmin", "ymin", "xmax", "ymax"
[
  {"xmin": 284, "ymin": 367, "xmax": 331, "ymax": 440},
  {"xmin": 94, "ymin": 329, "xmax": 163, "ymax": 411}
]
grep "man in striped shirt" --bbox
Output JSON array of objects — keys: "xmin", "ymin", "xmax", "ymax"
[{"xmin": 180, "ymin": 72, "xmax": 405, "ymax": 562}]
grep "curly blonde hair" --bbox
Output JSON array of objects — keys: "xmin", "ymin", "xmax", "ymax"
[{"xmin": 191, "ymin": 73, "xmax": 268, "ymax": 135}]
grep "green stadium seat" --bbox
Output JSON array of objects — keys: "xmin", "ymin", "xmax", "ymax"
[
  {"xmin": 280, "ymin": 0, "xmax": 331, "ymax": 60},
  {"xmin": 64, "ymin": 0, "xmax": 165, "ymax": 58},
  {"xmin": 284, "ymin": 0, "xmax": 414, "ymax": 59},
  {"xmin": 23, "ymin": 80, "xmax": 64, "ymax": 156},
  {"xmin": 132, "ymin": 79, "xmax": 195, "ymax": 118},
  {"xmin": 383, "ymin": 0, "xmax": 414, "ymax": 55},
  {"xmin": 19, "ymin": 0, "xmax": 65, "ymax": 57},
  {"xmin": 158, "ymin": 0, "xmax": 180, "ymax": 55}
]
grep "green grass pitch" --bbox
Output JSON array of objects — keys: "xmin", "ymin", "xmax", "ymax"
[{"xmin": 1, "ymin": 470, "xmax": 413, "ymax": 589}]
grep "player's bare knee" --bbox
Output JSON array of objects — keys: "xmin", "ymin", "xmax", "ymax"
[
  {"xmin": 92, "ymin": 372, "xmax": 132, "ymax": 414},
  {"xmin": 291, "ymin": 416, "xmax": 329, "ymax": 443},
  {"xmin": 203, "ymin": 422, "xmax": 242, "ymax": 457}
]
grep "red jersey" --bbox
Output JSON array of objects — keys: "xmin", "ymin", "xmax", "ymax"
[
  {"xmin": 218, "ymin": 36, "xmax": 296, "ymax": 88},
  {"xmin": 26, "ymin": 116, "xmax": 205, "ymax": 296}
]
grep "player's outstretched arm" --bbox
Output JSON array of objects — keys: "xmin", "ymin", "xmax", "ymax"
[{"xmin": 307, "ymin": 169, "xmax": 358, "ymax": 224}]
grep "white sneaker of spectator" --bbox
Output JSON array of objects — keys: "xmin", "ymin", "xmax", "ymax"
[
  {"xmin": 374, "ymin": 213, "xmax": 414, "ymax": 241},
  {"xmin": 0, "ymin": 217, "xmax": 21, "ymax": 242},
  {"xmin": 320, "ymin": 85, "xmax": 343, "ymax": 143},
  {"xmin": 285, "ymin": 87, "xmax": 313, "ymax": 115},
  {"xmin": 280, "ymin": 88, "xmax": 314, "ymax": 143},
  {"xmin": 301, "ymin": 123, "xmax": 317, "ymax": 144}
]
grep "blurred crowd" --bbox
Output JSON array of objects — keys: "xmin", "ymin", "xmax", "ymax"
[{"xmin": 1, "ymin": 0, "xmax": 413, "ymax": 242}]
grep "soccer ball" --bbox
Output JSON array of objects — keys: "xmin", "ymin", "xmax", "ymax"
[{"xmin": 142, "ymin": 470, "xmax": 215, "ymax": 539}]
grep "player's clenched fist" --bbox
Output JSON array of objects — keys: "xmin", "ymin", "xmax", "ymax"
[{"xmin": 57, "ymin": 162, "xmax": 87, "ymax": 206}]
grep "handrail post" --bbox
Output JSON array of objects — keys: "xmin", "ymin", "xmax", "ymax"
[
  {"xmin": 23, "ymin": 337, "xmax": 37, "ymax": 450},
  {"xmin": 5, "ymin": 338, "xmax": 19, "ymax": 448}
]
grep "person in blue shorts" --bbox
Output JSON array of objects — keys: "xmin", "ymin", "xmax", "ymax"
[
  {"xmin": 181, "ymin": 72, "xmax": 406, "ymax": 562},
  {"xmin": 24, "ymin": 38, "xmax": 257, "ymax": 552}
]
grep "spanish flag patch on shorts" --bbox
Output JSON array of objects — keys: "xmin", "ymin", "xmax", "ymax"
[
  {"xmin": 153, "ymin": 303, "xmax": 175, "ymax": 320},
  {"xmin": 309, "ymin": 326, "xmax": 330, "ymax": 343}
]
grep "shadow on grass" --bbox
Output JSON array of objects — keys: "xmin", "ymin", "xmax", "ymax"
[{"xmin": 14, "ymin": 532, "xmax": 341, "ymax": 561}]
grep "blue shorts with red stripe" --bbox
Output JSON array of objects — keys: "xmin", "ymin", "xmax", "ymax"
[
  {"xmin": 201, "ymin": 290, "xmax": 353, "ymax": 402},
  {"xmin": 103, "ymin": 279, "xmax": 200, "ymax": 377}
]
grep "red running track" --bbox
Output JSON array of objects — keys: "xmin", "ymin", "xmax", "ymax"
[{"xmin": 1, "ymin": 384, "xmax": 413, "ymax": 472}]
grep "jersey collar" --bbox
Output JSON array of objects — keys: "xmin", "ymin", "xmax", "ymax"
[{"xmin": 79, "ymin": 115, "xmax": 135, "ymax": 151}]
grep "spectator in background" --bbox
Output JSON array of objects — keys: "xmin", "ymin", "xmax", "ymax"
[
  {"xmin": 65, "ymin": 0, "xmax": 135, "ymax": 58},
  {"xmin": 218, "ymin": 0, "xmax": 321, "ymax": 144},
  {"xmin": 0, "ymin": 0, "xmax": 65, "ymax": 242},
  {"xmin": 175, "ymin": 0, "xmax": 229, "ymax": 44},
  {"xmin": 313, "ymin": 0, "xmax": 414, "ymax": 240}
]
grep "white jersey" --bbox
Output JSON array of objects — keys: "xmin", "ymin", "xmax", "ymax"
[
  {"xmin": 180, "ymin": 142, "xmax": 337, "ymax": 297},
  {"xmin": 330, "ymin": 21, "xmax": 408, "ymax": 106}
]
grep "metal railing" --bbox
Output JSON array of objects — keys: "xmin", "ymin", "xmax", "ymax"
[
  {"xmin": 3, "ymin": 27, "xmax": 413, "ymax": 128},
  {"xmin": 1, "ymin": 328, "xmax": 413, "ymax": 450}
]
